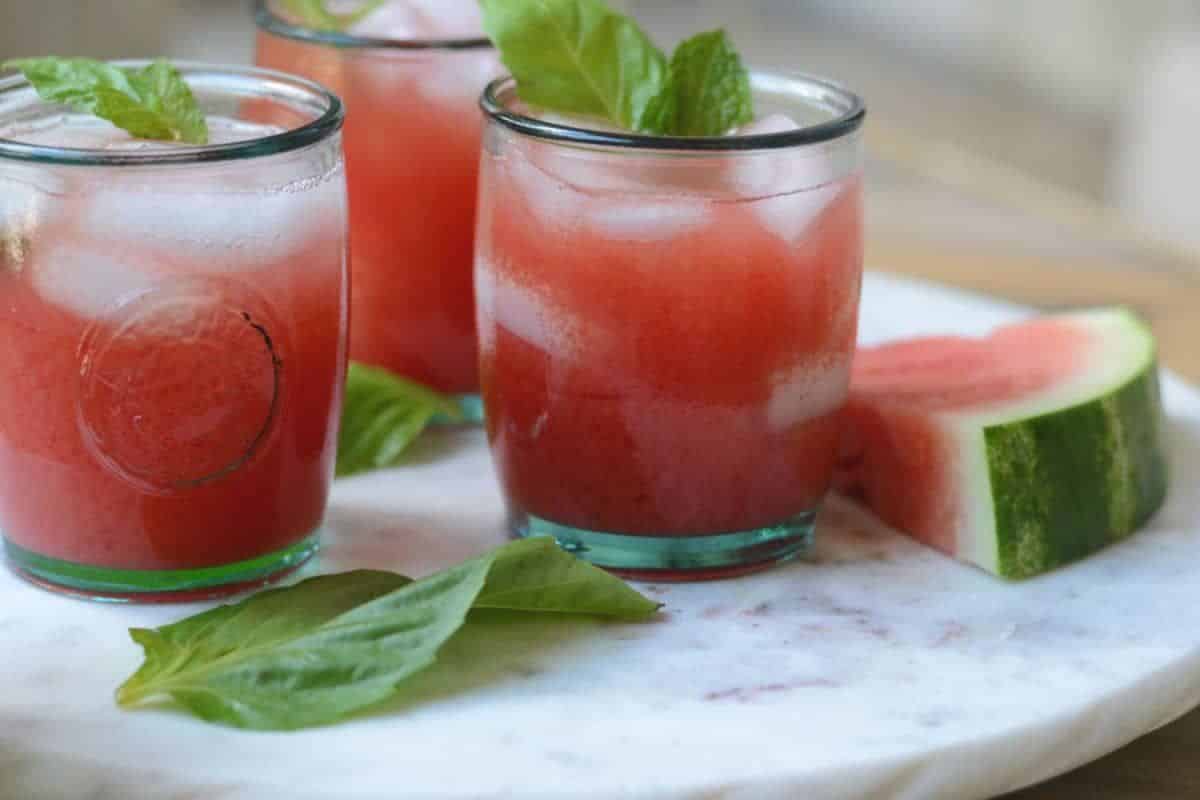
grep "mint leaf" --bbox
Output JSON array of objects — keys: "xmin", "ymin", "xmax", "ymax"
[
  {"xmin": 116, "ymin": 538, "xmax": 659, "ymax": 730},
  {"xmin": 282, "ymin": 0, "xmax": 386, "ymax": 32},
  {"xmin": 123, "ymin": 61, "xmax": 209, "ymax": 145},
  {"xmin": 478, "ymin": 0, "xmax": 668, "ymax": 131},
  {"xmin": 3, "ymin": 58, "xmax": 208, "ymax": 144},
  {"xmin": 337, "ymin": 362, "xmax": 463, "ymax": 478},
  {"xmin": 643, "ymin": 30, "xmax": 753, "ymax": 136},
  {"xmin": 477, "ymin": 3, "xmax": 756, "ymax": 135}
]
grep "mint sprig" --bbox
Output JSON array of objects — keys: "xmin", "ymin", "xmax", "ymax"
[
  {"xmin": 2, "ymin": 58, "xmax": 208, "ymax": 145},
  {"xmin": 479, "ymin": 0, "xmax": 668, "ymax": 131},
  {"xmin": 643, "ymin": 30, "xmax": 754, "ymax": 136},
  {"xmin": 116, "ymin": 537, "xmax": 660, "ymax": 730},
  {"xmin": 282, "ymin": 0, "xmax": 386, "ymax": 32},
  {"xmin": 337, "ymin": 362, "xmax": 463, "ymax": 477},
  {"xmin": 477, "ymin": 0, "xmax": 753, "ymax": 136}
]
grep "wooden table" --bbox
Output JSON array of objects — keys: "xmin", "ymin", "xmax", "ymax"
[{"xmin": 867, "ymin": 125, "xmax": 1200, "ymax": 799}]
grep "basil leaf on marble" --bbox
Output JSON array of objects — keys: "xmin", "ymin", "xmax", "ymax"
[
  {"xmin": 116, "ymin": 537, "xmax": 659, "ymax": 730},
  {"xmin": 337, "ymin": 361, "xmax": 462, "ymax": 478}
]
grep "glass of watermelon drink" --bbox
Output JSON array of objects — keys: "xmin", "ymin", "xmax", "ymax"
[
  {"xmin": 254, "ymin": 0, "xmax": 500, "ymax": 419},
  {"xmin": 0, "ymin": 64, "xmax": 348, "ymax": 600},
  {"xmin": 476, "ymin": 74, "xmax": 866, "ymax": 579}
]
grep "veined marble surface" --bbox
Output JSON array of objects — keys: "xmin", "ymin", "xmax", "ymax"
[{"xmin": 3, "ymin": 273, "xmax": 1200, "ymax": 800}]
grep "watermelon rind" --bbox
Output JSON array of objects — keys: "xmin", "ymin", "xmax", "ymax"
[{"xmin": 948, "ymin": 309, "xmax": 1167, "ymax": 578}]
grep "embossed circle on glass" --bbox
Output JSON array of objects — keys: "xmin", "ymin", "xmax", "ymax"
[
  {"xmin": 76, "ymin": 279, "xmax": 286, "ymax": 495},
  {"xmin": 476, "ymin": 72, "xmax": 865, "ymax": 579},
  {"xmin": 0, "ymin": 63, "xmax": 349, "ymax": 600}
]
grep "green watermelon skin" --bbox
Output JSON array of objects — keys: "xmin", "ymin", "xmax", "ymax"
[
  {"xmin": 843, "ymin": 309, "xmax": 1169, "ymax": 580},
  {"xmin": 985, "ymin": 357, "xmax": 1166, "ymax": 578}
]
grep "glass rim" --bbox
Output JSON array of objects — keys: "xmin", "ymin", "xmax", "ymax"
[
  {"xmin": 253, "ymin": 0, "xmax": 492, "ymax": 51},
  {"xmin": 480, "ymin": 71, "xmax": 866, "ymax": 152},
  {"xmin": 0, "ymin": 60, "xmax": 344, "ymax": 167}
]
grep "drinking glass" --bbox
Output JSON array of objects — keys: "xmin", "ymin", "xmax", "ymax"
[
  {"xmin": 475, "ymin": 73, "xmax": 865, "ymax": 578},
  {"xmin": 0, "ymin": 63, "xmax": 349, "ymax": 599},
  {"xmin": 255, "ymin": 0, "xmax": 499, "ymax": 418}
]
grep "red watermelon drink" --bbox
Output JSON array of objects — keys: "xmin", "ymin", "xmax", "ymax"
[
  {"xmin": 0, "ymin": 65, "xmax": 348, "ymax": 599},
  {"xmin": 476, "ymin": 75, "xmax": 865, "ymax": 578},
  {"xmin": 255, "ymin": 0, "xmax": 499, "ymax": 415}
]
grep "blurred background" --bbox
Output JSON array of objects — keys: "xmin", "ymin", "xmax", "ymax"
[{"xmin": 3, "ymin": 0, "xmax": 1199, "ymax": 274}]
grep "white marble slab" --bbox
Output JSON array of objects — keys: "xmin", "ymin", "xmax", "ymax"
[{"xmin": 4, "ymin": 272, "xmax": 1200, "ymax": 800}]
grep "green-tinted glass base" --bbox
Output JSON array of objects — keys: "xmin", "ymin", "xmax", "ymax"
[
  {"xmin": 511, "ymin": 510, "xmax": 816, "ymax": 581},
  {"xmin": 3, "ymin": 533, "xmax": 319, "ymax": 603},
  {"xmin": 432, "ymin": 393, "xmax": 484, "ymax": 426}
]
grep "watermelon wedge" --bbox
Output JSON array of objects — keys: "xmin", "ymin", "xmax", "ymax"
[{"xmin": 839, "ymin": 308, "xmax": 1168, "ymax": 579}]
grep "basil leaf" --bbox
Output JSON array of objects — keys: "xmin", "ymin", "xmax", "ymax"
[
  {"xmin": 118, "ymin": 564, "xmax": 486, "ymax": 730},
  {"xmin": 3, "ymin": 57, "xmax": 208, "ymax": 145},
  {"xmin": 116, "ymin": 538, "xmax": 659, "ymax": 730},
  {"xmin": 644, "ymin": 30, "xmax": 754, "ymax": 136},
  {"xmin": 478, "ymin": 0, "xmax": 668, "ymax": 131},
  {"xmin": 121, "ymin": 571, "xmax": 412, "ymax": 695},
  {"xmin": 337, "ymin": 362, "xmax": 463, "ymax": 478},
  {"xmin": 281, "ymin": 0, "xmax": 386, "ymax": 32},
  {"xmin": 477, "ymin": 536, "xmax": 663, "ymax": 619}
]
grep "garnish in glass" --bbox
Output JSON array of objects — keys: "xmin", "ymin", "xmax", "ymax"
[
  {"xmin": 3, "ymin": 57, "xmax": 208, "ymax": 144},
  {"xmin": 477, "ymin": 0, "xmax": 753, "ymax": 136}
]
